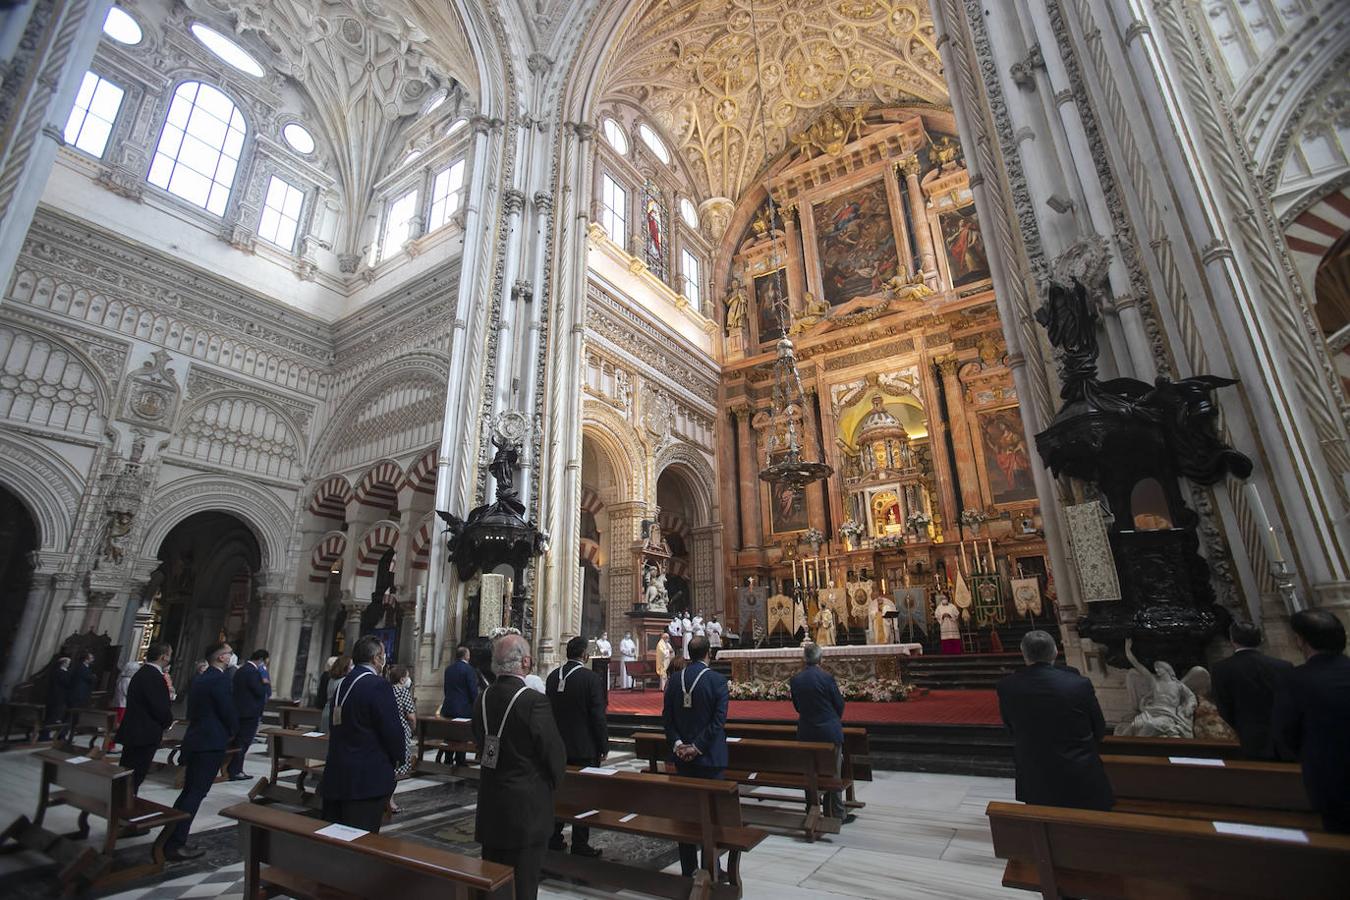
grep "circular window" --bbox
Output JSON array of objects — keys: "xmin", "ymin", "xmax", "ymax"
[
  {"xmin": 601, "ymin": 117, "xmax": 628, "ymax": 154},
  {"xmin": 282, "ymin": 122, "xmax": 315, "ymax": 154},
  {"xmin": 424, "ymin": 90, "xmax": 448, "ymax": 115},
  {"xmin": 638, "ymin": 124, "xmax": 670, "ymax": 164},
  {"xmin": 103, "ymin": 8, "xmax": 143, "ymax": 45},
  {"xmin": 680, "ymin": 198, "xmax": 699, "ymax": 229},
  {"xmin": 190, "ymin": 23, "xmax": 264, "ymax": 78},
  {"xmin": 446, "ymin": 118, "xmax": 467, "ymax": 136}
]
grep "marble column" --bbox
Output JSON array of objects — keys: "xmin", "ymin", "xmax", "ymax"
[
  {"xmin": 733, "ymin": 405, "xmax": 761, "ymax": 550},
  {"xmin": 33, "ymin": 574, "xmax": 81, "ymax": 668},
  {"xmin": 897, "ymin": 155, "xmax": 938, "ymax": 285},
  {"xmin": 1, "ymin": 563, "xmax": 60, "ymax": 696},
  {"xmin": 341, "ymin": 594, "xmax": 364, "ymax": 654},
  {"xmin": 82, "ymin": 591, "xmax": 115, "ymax": 634},
  {"xmin": 936, "ymin": 356, "xmax": 984, "ymax": 516},
  {"xmin": 798, "ymin": 384, "xmax": 828, "ymax": 531},
  {"xmin": 920, "ymin": 358, "xmax": 961, "ymax": 540}
]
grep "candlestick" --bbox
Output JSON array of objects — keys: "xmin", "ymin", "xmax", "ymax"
[
  {"xmin": 959, "ymin": 540, "xmax": 968, "ymax": 574},
  {"xmin": 1245, "ymin": 483, "xmax": 1286, "ymax": 564},
  {"xmin": 987, "ymin": 539, "xmax": 995, "ymax": 573}
]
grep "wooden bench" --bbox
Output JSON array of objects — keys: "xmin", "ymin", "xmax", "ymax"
[
  {"xmin": 279, "ymin": 705, "xmax": 322, "ymax": 732},
  {"xmin": 262, "ymin": 697, "xmax": 300, "ymax": 729},
  {"xmin": 247, "ymin": 729, "xmax": 328, "ymax": 809},
  {"xmin": 547, "ymin": 766, "xmax": 767, "ymax": 900},
  {"xmin": 61, "ymin": 707, "xmax": 118, "ymax": 753},
  {"xmin": 1103, "ymin": 753, "xmax": 1318, "ymax": 830},
  {"xmin": 136, "ymin": 722, "xmax": 238, "ymax": 788},
  {"xmin": 223, "ymin": 802, "xmax": 514, "ymax": 899},
  {"xmin": 633, "ymin": 731, "xmax": 846, "ymax": 841},
  {"xmin": 0, "ymin": 814, "xmax": 105, "ymax": 896},
  {"xmin": 724, "ymin": 721, "xmax": 872, "ymax": 810},
  {"xmin": 30, "ymin": 748, "xmax": 188, "ymax": 891},
  {"xmin": 987, "ymin": 800, "xmax": 1350, "ymax": 899},
  {"xmin": 1102, "ymin": 734, "xmax": 1245, "ymax": 760},
  {"xmin": 0, "ymin": 701, "xmax": 46, "ymax": 746},
  {"xmin": 413, "ymin": 716, "xmax": 479, "ymax": 781}
]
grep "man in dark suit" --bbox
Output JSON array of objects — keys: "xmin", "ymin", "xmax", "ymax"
[
  {"xmin": 1274, "ymin": 609, "xmax": 1350, "ymax": 833},
  {"xmin": 227, "ymin": 649, "xmax": 269, "ymax": 780},
  {"xmin": 58, "ymin": 651, "xmax": 96, "ymax": 741},
  {"xmin": 321, "ymin": 634, "xmax": 405, "ymax": 832},
  {"xmin": 662, "ymin": 634, "xmax": 728, "ymax": 877},
  {"xmin": 441, "ymin": 646, "xmax": 479, "ymax": 766},
  {"xmin": 115, "ymin": 642, "xmax": 175, "ymax": 791},
  {"xmin": 474, "ymin": 632, "xmax": 565, "ymax": 900},
  {"xmin": 40, "ymin": 656, "xmax": 71, "ymax": 741},
  {"xmin": 1211, "ymin": 622, "xmax": 1293, "ymax": 760},
  {"xmin": 996, "ymin": 630, "xmax": 1112, "ymax": 811},
  {"xmin": 790, "ymin": 642, "xmax": 852, "ymax": 822},
  {"xmin": 163, "ymin": 641, "xmax": 237, "ymax": 861},
  {"xmin": 546, "ymin": 635, "xmax": 608, "ymax": 857}
]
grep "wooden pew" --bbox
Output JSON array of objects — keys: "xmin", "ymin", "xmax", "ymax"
[
  {"xmin": 1103, "ymin": 754, "xmax": 1318, "ymax": 829},
  {"xmin": 1102, "ymin": 734, "xmax": 1245, "ymax": 760},
  {"xmin": 223, "ymin": 802, "xmax": 514, "ymax": 899},
  {"xmin": 141, "ymin": 722, "xmax": 238, "ymax": 789},
  {"xmin": 62, "ymin": 707, "xmax": 118, "ymax": 753},
  {"xmin": 247, "ymin": 729, "xmax": 328, "ymax": 809},
  {"xmin": 413, "ymin": 716, "xmax": 479, "ymax": 781},
  {"xmin": 278, "ymin": 705, "xmax": 322, "ymax": 732},
  {"xmin": 987, "ymin": 800, "xmax": 1350, "ymax": 899},
  {"xmin": 632, "ymin": 731, "xmax": 847, "ymax": 841},
  {"xmin": 0, "ymin": 814, "xmax": 105, "ymax": 896},
  {"xmin": 0, "ymin": 702, "xmax": 46, "ymax": 747},
  {"xmin": 724, "ymin": 721, "xmax": 872, "ymax": 809},
  {"xmin": 31, "ymin": 748, "xmax": 188, "ymax": 891},
  {"xmin": 547, "ymin": 766, "xmax": 767, "ymax": 900}
]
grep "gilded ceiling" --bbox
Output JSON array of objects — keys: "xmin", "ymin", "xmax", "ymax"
[{"xmin": 600, "ymin": 0, "xmax": 949, "ymax": 203}]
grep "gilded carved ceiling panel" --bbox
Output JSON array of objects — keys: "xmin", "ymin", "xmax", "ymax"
[{"xmin": 602, "ymin": 0, "xmax": 947, "ymax": 202}]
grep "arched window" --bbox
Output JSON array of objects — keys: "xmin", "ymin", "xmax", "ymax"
[
  {"xmin": 602, "ymin": 117, "xmax": 628, "ymax": 154},
  {"xmin": 148, "ymin": 82, "xmax": 247, "ymax": 216},
  {"xmin": 638, "ymin": 123, "xmax": 670, "ymax": 164},
  {"xmin": 679, "ymin": 197, "xmax": 698, "ymax": 229}
]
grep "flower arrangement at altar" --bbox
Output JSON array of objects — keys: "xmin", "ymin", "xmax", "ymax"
[
  {"xmin": 906, "ymin": 511, "xmax": 931, "ymax": 534},
  {"xmin": 801, "ymin": 526, "xmax": 825, "ymax": 552},
  {"xmin": 960, "ymin": 508, "xmax": 988, "ymax": 530},
  {"xmin": 837, "ymin": 519, "xmax": 864, "ymax": 549},
  {"xmin": 873, "ymin": 533, "xmax": 906, "ymax": 550},
  {"xmin": 728, "ymin": 676, "xmax": 912, "ymax": 703}
]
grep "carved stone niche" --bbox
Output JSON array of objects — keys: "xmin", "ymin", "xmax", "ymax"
[{"xmin": 116, "ymin": 350, "xmax": 181, "ymax": 432}]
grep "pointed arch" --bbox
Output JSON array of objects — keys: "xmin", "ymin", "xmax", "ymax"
[
  {"xmin": 403, "ymin": 446, "xmax": 439, "ymax": 496},
  {"xmin": 410, "ymin": 513, "xmax": 435, "ymax": 571}
]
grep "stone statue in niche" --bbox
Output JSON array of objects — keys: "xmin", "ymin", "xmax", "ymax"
[
  {"xmin": 1113, "ymin": 638, "xmax": 1197, "ymax": 738},
  {"xmin": 642, "ymin": 559, "xmax": 669, "ymax": 613},
  {"xmin": 725, "ymin": 287, "xmax": 747, "ymax": 336}
]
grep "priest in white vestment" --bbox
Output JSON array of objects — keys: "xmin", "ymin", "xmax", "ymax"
[{"xmin": 618, "ymin": 631, "xmax": 638, "ymax": 688}]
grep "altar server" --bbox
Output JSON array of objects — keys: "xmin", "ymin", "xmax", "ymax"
[
  {"xmin": 618, "ymin": 631, "xmax": 638, "ymax": 689},
  {"xmin": 706, "ymin": 615, "xmax": 723, "ymax": 659}
]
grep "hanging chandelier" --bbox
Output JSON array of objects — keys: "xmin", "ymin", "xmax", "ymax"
[
  {"xmin": 759, "ymin": 334, "xmax": 832, "ymax": 489},
  {"xmin": 746, "ymin": 4, "xmax": 831, "ymax": 493}
]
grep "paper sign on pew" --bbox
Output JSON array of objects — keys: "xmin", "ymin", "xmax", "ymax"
[
  {"xmin": 302, "ymin": 731, "xmax": 325, "ymax": 737},
  {"xmin": 1212, "ymin": 821, "xmax": 1308, "ymax": 843},
  {"xmin": 65, "ymin": 756, "xmax": 92, "ymax": 764},
  {"xmin": 127, "ymin": 812, "xmax": 160, "ymax": 823},
  {"xmin": 1168, "ymin": 756, "xmax": 1225, "ymax": 767},
  {"xmin": 726, "ymin": 737, "xmax": 742, "ymax": 743},
  {"xmin": 579, "ymin": 766, "xmax": 619, "ymax": 775},
  {"xmin": 451, "ymin": 718, "xmax": 471, "ymax": 723},
  {"xmin": 619, "ymin": 813, "xmax": 637, "ymax": 823},
  {"xmin": 315, "ymin": 823, "xmax": 368, "ymax": 842},
  {"xmin": 574, "ymin": 809, "xmax": 599, "ymax": 819}
]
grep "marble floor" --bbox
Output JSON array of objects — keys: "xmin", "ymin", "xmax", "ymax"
[{"xmin": 0, "ymin": 739, "xmax": 1024, "ymax": 899}]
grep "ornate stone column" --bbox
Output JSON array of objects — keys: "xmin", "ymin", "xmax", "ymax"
[
  {"xmin": 33, "ymin": 573, "xmax": 80, "ymax": 668},
  {"xmin": 798, "ymin": 384, "xmax": 828, "ymax": 531},
  {"xmin": 82, "ymin": 591, "xmax": 115, "ymax": 635},
  {"xmin": 897, "ymin": 155, "xmax": 938, "ymax": 285},
  {"xmin": 732, "ymin": 405, "xmax": 761, "ymax": 550},
  {"xmin": 920, "ymin": 358, "xmax": 961, "ymax": 539}
]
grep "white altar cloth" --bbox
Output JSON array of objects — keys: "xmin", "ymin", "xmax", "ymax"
[{"xmin": 718, "ymin": 642, "xmax": 923, "ymax": 661}]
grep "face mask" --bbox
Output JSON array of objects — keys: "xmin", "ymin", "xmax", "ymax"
[
  {"xmin": 401, "ymin": 677, "xmax": 411, "ymax": 689},
  {"xmin": 228, "ymin": 654, "xmax": 239, "ymax": 667}
]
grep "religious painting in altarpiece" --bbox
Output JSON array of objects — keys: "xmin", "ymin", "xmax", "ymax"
[
  {"xmin": 976, "ymin": 405, "xmax": 1037, "ymax": 506},
  {"xmin": 753, "ymin": 268, "xmax": 790, "ymax": 345},
  {"xmin": 813, "ymin": 178, "xmax": 899, "ymax": 306},
  {"xmin": 937, "ymin": 202, "xmax": 990, "ymax": 289},
  {"xmin": 766, "ymin": 449, "xmax": 810, "ymax": 534}
]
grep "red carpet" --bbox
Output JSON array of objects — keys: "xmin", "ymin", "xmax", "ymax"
[{"xmin": 607, "ymin": 689, "xmax": 1002, "ymax": 726}]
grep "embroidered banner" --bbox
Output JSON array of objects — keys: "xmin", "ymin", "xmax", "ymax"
[{"xmin": 1064, "ymin": 501, "xmax": 1122, "ymax": 602}]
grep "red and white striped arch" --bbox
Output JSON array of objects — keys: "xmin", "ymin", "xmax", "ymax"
[
  {"xmin": 658, "ymin": 508, "xmax": 688, "ymax": 541},
  {"xmin": 410, "ymin": 515, "xmax": 434, "ymax": 571},
  {"xmin": 403, "ymin": 447, "xmax": 437, "ymax": 496},
  {"xmin": 1287, "ymin": 188, "xmax": 1350, "ymax": 292},
  {"xmin": 354, "ymin": 521, "xmax": 400, "ymax": 578},
  {"xmin": 354, "ymin": 461, "xmax": 404, "ymax": 512},
  {"xmin": 309, "ymin": 531, "xmax": 347, "ymax": 583},
  {"xmin": 579, "ymin": 537, "xmax": 604, "ymax": 568},
  {"xmin": 308, "ymin": 475, "xmax": 353, "ymax": 520},
  {"xmin": 580, "ymin": 486, "xmax": 605, "ymax": 515}
]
